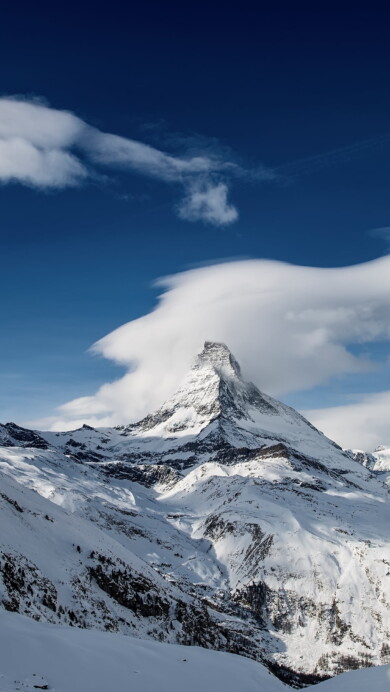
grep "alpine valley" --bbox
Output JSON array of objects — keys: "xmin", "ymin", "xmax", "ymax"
[{"xmin": 0, "ymin": 342, "xmax": 389, "ymax": 689}]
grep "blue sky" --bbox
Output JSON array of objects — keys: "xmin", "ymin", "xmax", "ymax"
[{"xmin": 0, "ymin": 4, "xmax": 389, "ymax": 446}]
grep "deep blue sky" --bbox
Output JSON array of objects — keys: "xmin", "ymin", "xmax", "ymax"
[{"xmin": 1, "ymin": 4, "xmax": 390, "ymax": 422}]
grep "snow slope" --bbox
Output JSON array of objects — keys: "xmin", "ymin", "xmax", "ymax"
[
  {"xmin": 0, "ymin": 466, "xmax": 234, "ymax": 648},
  {"xmin": 0, "ymin": 611, "xmax": 285, "ymax": 692},
  {"xmin": 0, "ymin": 342, "xmax": 389, "ymax": 685},
  {"xmin": 313, "ymin": 663, "xmax": 390, "ymax": 692},
  {"xmin": 1, "ymin": 611, "xmax": 389, "ymax": 692}
]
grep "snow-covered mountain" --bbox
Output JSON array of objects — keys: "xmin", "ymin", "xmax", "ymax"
[
  {"xmin": 0, "ymin": 342, "xmax": 389, "ymax": 686},
  {"xmin": 40, "ymin": 341, "xmax": 349, "ymax": 469},
  {"xmin": 348, "ymin": 446, "xmax": 390, "ymax": 483}
]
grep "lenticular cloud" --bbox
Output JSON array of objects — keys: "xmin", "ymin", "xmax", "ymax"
[{"xmin": 40, "ymin": 256, "xmax": 390, "ymax": 446}]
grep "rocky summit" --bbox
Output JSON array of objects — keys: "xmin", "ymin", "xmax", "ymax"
[{"xmin": 0, "ymin": 342, "xmax": 389, "ymax": 687}]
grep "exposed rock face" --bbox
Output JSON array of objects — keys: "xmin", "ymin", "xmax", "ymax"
[
  {"xmin": 0, "ymin": 422, "xmax": 49, "ymax": 449},
  {"xmin": 0, "ymin": 342, "xmax": 389, "ymax": 686},
  {"xmin": 348, "ymin": 445, "xmax": 390, "ymax": 483}
]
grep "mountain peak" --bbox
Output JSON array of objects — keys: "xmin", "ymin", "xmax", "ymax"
[
  {"xmin": 196, "ymin": 341, "xmax": 241, "ymax": 378},
  {"xmin": 123, "ymin": 341, "xmax": 348, "ymax": 467},
  {"xmin": 129, "ymin": 341, "xmax": 279, "ymax": 440}
]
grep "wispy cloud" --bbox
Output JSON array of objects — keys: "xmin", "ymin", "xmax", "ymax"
[
  {"xmin": 275, "ymin": 134, "xmax": 390, "ymax": 181},
  {"xmin": 0, "ymin": 95, "xmax": 267, "ymax": 226},
  {"xmin": 2, "ymin": 96, "xmax": 389, "ymax": 224}
]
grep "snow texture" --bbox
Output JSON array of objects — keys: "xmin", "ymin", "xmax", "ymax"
[
  {"xmin": 1, "ymin": 611, "xmax": 389, "ymax": 692},
  {"xmin": 0, "ymin": 611, "xmax": 285, "ymax": 692},
  {"xmin": 0, "ymin": 342, "xmax": 389, "ymax": 685}
]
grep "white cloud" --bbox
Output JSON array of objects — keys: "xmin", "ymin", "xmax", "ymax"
[
  {"xmin": 304, "ymin": 391, "xmax": 390, "ymax": 451},
  {"xmin": 35, "ymin": 256, "xmax": 390, "ymax": 449},
  {"xmin": 0, "ymin": 138, "xmax": 87, "ymax": 187},
  {"xmin": 0, "ymin": 98, "xmax": 88, "ymax": 187},
  {"xmin": 0, "ymin": 97, "xmax": 84, "ymax": 148},
  {"xmin": 0, "ymin": 96, "xmax": 245, "ymax": 224},
  {"xmin": 177, "ymin": 182, "xmax": 239, "ymax": 226}
]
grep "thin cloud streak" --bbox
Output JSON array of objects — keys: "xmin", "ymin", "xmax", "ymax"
[{"xmin": 275, "ymin": 134, "xmax": 390, "ymax": 180}]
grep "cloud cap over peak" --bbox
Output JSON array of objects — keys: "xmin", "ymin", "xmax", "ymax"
[{"xmin": 35, "ymin": 255, "xmax": 390, "ymax": 449}]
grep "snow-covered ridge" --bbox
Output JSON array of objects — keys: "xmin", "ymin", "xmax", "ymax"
[
  {"xmin": 0, "ymin": 342, "xmax": 389, "ymax": 686},
  {"xmin": 347, "ymin": 445, "xmax": 390, "ymax": 482}
]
